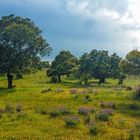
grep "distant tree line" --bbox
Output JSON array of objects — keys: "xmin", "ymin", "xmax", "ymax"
[
  {"xmin": 47, "ymin": 49, "xmax": 140, "ymax": 85},
  {"xmin": 0, "ymin": 15, "xmax": 140, "ymax": 88}
]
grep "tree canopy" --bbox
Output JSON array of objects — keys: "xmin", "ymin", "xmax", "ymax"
[
  {"xmin": 0, "ymin": 14, "xmax": 51, "ymax": 88},
  {"xmin": 120, "ymin": 49, "xmax": 140, "ymax": 75},
  {"xmin": 77, "ymin": 50, "xmax": 122, "ymax": 85},
  {"xmin": 47, "ymin": 50, "xmax": 78, "ymax": 82}
]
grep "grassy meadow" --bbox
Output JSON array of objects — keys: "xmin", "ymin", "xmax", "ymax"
[{"xmin": 0, "ymin": 70, "xmax": 140, "ymax": 140}]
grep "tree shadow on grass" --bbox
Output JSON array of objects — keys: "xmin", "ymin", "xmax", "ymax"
[
  {"xmin": 117, "ymin": 103, "xmax": 140, "ymax": 118},
  {"xmin": 0, "ymin": 87, "xmax": 16, "ymax": 95}
]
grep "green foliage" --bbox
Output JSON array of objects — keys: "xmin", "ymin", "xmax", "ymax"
[
  {"xmin": 77, "ymin": 49, "xmax": 122, "ymax": 85},
  {"xmin": 120, "ymin": 49, "xmax": 140, "ymax": 75},
  {"xmin": 50, "ymin": 110, "xmax": 60, "ymax": 117},
  {"xmin": 0, "ymin": 14, "xmax": 51, "ymax": 88},
  {"xmin": 64, "ymin": 116, "xmax": 80, "ymax": 127},
  {"xmin": 47, "ymin": 51, "xmax": 78, "ymax": 83},
  {"xmin": 95, "ymin": 111, "xmax": 110, "ymax": 122}
]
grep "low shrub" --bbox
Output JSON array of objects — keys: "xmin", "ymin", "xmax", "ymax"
[
  {"xmin": 64, "ymin": 116, "xmax": 80, "ymax": 127},
  {"xmin": 50, "ymin": 110, "xmax": 60, "ymax": 117},
  {"xmin": 89, "ymin": 125, "xmax": 100, "ymax": 136},
  {"xmin": 78, "ymin": 107, "xmax": 95, "ymax": 116},
  {"xmin": 129, "ymin": 103, "xmax": 139, "ymax": 110},
  {"xmin": 78, "ymin": 107, "xmax": 89, "ymax": 116},
  {"xmin": 69, "ymin": 88, "xmax": 78, "ymax": 94},
  {"xmin": 58, "ymin": 106, "xmax": 71, "ymax": 115},
  {"xmin": 102, "ymin": 109, "xmax": 114, "ymax": 116},
  {"xmin": 126, "ymin": 86, "xmax": 133, "ymax": 91},
  {"xmin": 95, "ymin": 111, "xmax": 109, "ymax": 122}
]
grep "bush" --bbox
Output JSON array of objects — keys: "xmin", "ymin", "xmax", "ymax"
[
  {"xmin": 129, "ymin": 103, "xmax": 139, "ymax": 110},
  {"xmin": 95, "ymin": 111, "xmax": 109, "ymax": 121},
  {"xmin": 16, "ymin": 112, "xmax": 27, "ymax": 120},
  {"xmin": 64, "ymin": 116, "xmax": 80, "ymax": 127},
  {"xmin": 50, "ymin": 110, "xmax": 60, "ymax": 117},
  {"xmin": 89, "ymin": 125, "xmax": 100, "ymax": 136},
  {"xmin": 126, "ymin": 86, "xmax": 133, "ymax": 91},
  {"xmin": 78, "ymin": 107, "xmax": 95, "ymax": 116},
  {"xmin": 5, "ymin": 104, "xmax": 14, "ymax": 114},
  {"xmin": 58, "ymin": 106, "xmax": 71, "ymax": 115},
  {"xmin": 102, "ymin": 109, "xmax": 114, "ymax": 116},
  {"xmin": 69, "ymin": 88, "xmax": 78, "ymax": 94},
  {"xmin": 78, "ymin": 107, "xmax": 89, "ymax": 116}
]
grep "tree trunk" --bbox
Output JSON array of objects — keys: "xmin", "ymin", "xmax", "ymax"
[
  {"xmin": 7, "ymin": 72, "xmax": 13, "ymax": 88},
  {"xmin": 84, "ymin": 78, "xmax": 88, "ymax": 85},
  {"xmin": 118, "ymin": 79, "xmax": 123, "ymax": 85},
  {"xmin": 99, "ymin": 78, "xmax": 105, "ymax": 85},
  {"xmin": 58, "ymin": 75, "xmax": 61, "ymax": 83}
]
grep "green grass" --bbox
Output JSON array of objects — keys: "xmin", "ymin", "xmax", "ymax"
[{"xmin": 0, "ymin": 70, "xmax": 140, "ymax": 140}]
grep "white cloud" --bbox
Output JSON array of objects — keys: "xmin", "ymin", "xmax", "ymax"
[{"xmin": 0, "ymin": 0, "xmax": 140, "ymax": 57}]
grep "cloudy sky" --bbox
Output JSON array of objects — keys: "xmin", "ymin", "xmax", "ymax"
[{"xmin": 0, "ymin": 0, "xmax": 140, "ymax": 59}]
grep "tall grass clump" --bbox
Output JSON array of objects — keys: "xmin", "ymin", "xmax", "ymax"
[{"xmin": 64, "ymin": 116, "xmax": 80, "ymax": 127}]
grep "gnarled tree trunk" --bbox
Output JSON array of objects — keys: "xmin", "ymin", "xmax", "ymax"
[{"xmin": 7, "ymin": 72, "xmax": 13, "ymax": 88}]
